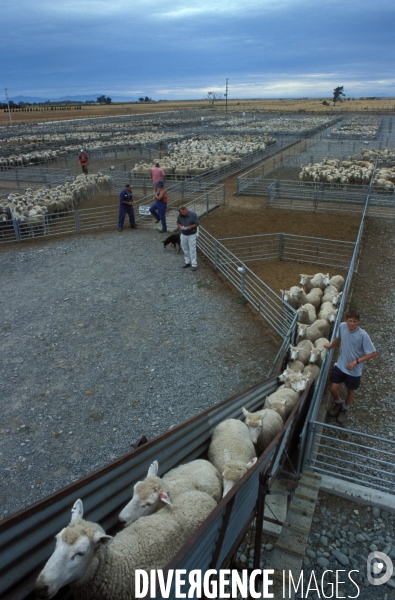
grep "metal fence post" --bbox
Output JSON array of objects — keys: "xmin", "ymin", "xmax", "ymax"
[
  {"xmin": 206, "ymin": 193, "xmax": 209, "ymax": 214},
  {"xmin": 214, "ymin": 240, "xmax": 219, "ymax": 270},
  {"xmin": 279, "ymin": 233, "xmax": 285, "ymax": 260},
  {"xmin": 74, "ymin": 210, "xmax": 80, "ymax": 233},
  {"xmin": 239, "ymin": 264, "xmax": 246, "ymax": 295},
  {"xmin": 12, "ymin": 218, "xmax": 21, "ymax": 242}
]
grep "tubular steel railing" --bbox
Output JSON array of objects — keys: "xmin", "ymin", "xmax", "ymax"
[
  {"xmin": 197, "ymin": 227, "xmax": 296, "ymax": 339},
  {"xmin": 217, "ymin": 233, "xmax": 355, "ymax": 271},
  {"xmin": 308, "ymin": 422, "xmax": 395, "ymax": 494},
  {"xmin": 0, "ymin": 185, "xmax": 226, "ymax": 244}
]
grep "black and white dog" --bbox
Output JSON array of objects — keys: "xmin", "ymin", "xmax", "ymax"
[{"xmin": 162, "ymin": 232, "xmax": 181, "ymax": 253}]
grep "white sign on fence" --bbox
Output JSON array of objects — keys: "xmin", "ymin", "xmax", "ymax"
[{"xmin": 139, "ymin": 206, "xmax": 151, "ymax": 216}]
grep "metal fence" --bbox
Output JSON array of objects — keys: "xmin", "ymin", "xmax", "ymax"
[
  {"xmin": 297, "ymin": 195, "xmax": 394, "ymax": 493},
  {"xmin": 0, "ymin": 166, "xmax": 71, "ymax": 190},
  {"xmin": 266, "ymin": 180, "xmax": 369, "ymax": 213},
  {"xmin": 217, "ymin": 233, "xmax": 355, "ymax": 271},
  {"xmin": 0, "ymin": 184, "xmax": 225, "ymax": 244},
  {"xmin": 237, "ymin": 134, "xmax": 322, "ymax": 194},
  {"xmin": 197, "ymin": 227, "xmax": 297, "ymax": 339},
  {"xmin": 306, "ymin": 422, "xmax": 395, "ymax": 494}
]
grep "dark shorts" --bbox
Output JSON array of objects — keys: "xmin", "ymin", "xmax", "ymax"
[{"xmin": 330, "ymin": 365, "xmax": 361, "ymax": 390}]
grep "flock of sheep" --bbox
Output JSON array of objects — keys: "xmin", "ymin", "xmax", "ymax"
[
  {"xmin": 279, "ymin": 272, "xmax": 345, "ymax": 397},
  {"xmin": 329, "ymin": 116, "xmax": 381, "ymax": 138},
  {"xmin": 298, "ymin": 151, "xmax": 395, "ymax": 191},
  {"xmin": 34, "ymin": 272, "xmax": 345, "ymax": 599},
  {"xmin": 34, "ymin": 411, "xmax": 279, "ymax": 599},
  {"xmin": 131, "ymin": 134, "xmax": 274, "ymax": 177},
  {"xmin": 0, "ymin": 172, "xmax": 112, "ymax": 236}
]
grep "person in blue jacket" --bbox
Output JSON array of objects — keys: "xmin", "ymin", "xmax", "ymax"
[{"xmin": 118, "ymin": 184, "xmax": 136, "ymax": 231}]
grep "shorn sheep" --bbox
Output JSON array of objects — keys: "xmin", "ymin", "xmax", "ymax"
[
  {"xmin": 242, "ymin": 407, "xmax": 284, "ymax": 454},
  {"xmin": 118, "ymin": 459, "xmax": 222, "ymax": 526},
  {"xmin": 208, "ymin": 419, "xmax": 257, "ymax": 497},
  {"xmin": 35, "ymin": 494, "xmax": 216, "ymax": 600}
]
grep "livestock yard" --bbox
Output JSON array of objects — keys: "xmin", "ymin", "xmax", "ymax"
[{"xmin": 1, "ymin": 105, "xmax": 395, "ymax": 599}]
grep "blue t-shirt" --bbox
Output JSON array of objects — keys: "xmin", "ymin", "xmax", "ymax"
[{"xmin": 336, "ymin": 322, "xmax": 376, "ymax": 376}]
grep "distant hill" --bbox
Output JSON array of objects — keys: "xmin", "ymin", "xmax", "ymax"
[{"xmin": 9, "ymin": 94, "xmax": 139, "ymax": 103}]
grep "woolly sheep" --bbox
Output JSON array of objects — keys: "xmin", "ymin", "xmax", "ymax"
[
  {"xmin": 287, "ymin": 359, "xmax": 305, "ymax": 373},
  {"xmin": 297, "ymin": 287, "xmax": 323, "ymax": 309},
  {"xmin": 280, "ymin": 288, "xmax": 299, "ymax": 309},
  {"xmin": 303, "ymin": 363, "xmax": 321, "ymax": 383},
  {"xmin": 35, "ymin": 493, "xmax": 216, "ymax": 600},
  {"xmin": 318, "ymin": 304, "xmax": 338, "ymax": 324},
  {"xmin": 208, "ymin": 419, "xmax": 257, "ymax": 497},
  {"xmin": 264, "ymin": 388, "xmax": 300, "ymax": 421},
  {"xmin": 297, "ymin": 303, "xmax": 317, "ymax": 325},
  {"xmin": 289, "ymin": 339, "xmax": 314, "ymax": 365},
  {"xmin": 118, "ymin": 459, "xmax": 222, "ymax": 526},
  {"xmin": 300, "ymin": 273, "xmax": 329, "ymax": 292},
  {"xmin": 242, "ymin": 407, "xmax": 283, "ymax": 454},
  {"xmin": 309, "ymin": 337, "xmax": 329, "ymax": 367},
  {"xmin": 263, "ymin": 399, "xmax": 288, "ymax": 423},
  {"xmin": 328, "ymin": 275, "xmax": 344, "ymax": 292},
  {"xmin": 297, "ymin": 320, "xmax": 330, "ymax": 344}
]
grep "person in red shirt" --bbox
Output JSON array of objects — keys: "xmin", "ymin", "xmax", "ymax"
[
  {"xmin": 78, "ymin": 149, "xmax": 89, "ymax": 174},
  {"xmin": 150, "ymin": 162, "xmax": 165, "ymax": 191}
]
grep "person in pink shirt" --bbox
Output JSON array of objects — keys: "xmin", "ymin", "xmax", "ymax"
[{"xmin": 150, "ymin": 162, "xmax": 165, "ymax": 191}]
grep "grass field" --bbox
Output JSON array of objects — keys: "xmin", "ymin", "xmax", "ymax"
[{"xmin": 1, "ymin": 97, "xmax": 395, "ymax": 126}]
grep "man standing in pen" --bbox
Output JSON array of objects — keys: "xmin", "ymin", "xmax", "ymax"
[{"xmin": 118, "ymin": 184, "xmax": 137, "ymax": 231}]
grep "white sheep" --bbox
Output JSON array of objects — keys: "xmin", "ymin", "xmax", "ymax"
[
  {"xmin": 264, "ymin": 388, "xmax": 300, "ymax": 421},
  {"xmin": 287, "ymin": 359, "xmax": 305, "ymax": 373},
  {"xmin": 328, "ymin": 275, "xmax": 344, "ymax": 292},
  {"xmin": 208, "ymin": 419, "xmax": 257, "ymax": 497},
  {"xmin": 309, "ymin": 337, "xmax": 329, "ymax": 367},
  {"xmin": 242, "ymin": 407, "xmax": 283, "ymax": 454},
  {"xmin": 300, "ymin": 273, "xmax": 329, "ymax": 292},
  {"xmin": 280, "ymin": 288, "xmax": 299, "ymax": 309},
  {"xmin": 297, "ymin": 320, "xmax": 330, "ymax": 344},
  {"xmin": 298, "ymin": 287, "xmax": 324, "ymax": 309},
  {"xmin": 297, "ymin": 302, "xmax": 317, "ymax": 325},
  {"xmin": 318, "ymin": 304, "xmax": 338, "ymax": 324},
  {"xmin": 118, "ymin": 459, "xmax": 222, "ymax": 526},
  {"xmin": 263, "ymin": 399, "xmax": 288, "ymax": 423},
  {"xmin": 322, "ymin": 286, "xmax": 343, "ymax": 306},
  {"xmin": 289, "ymin": 339, "xmax": 314, "ymax": 365},
  {"xmin": 35, "ymin": 493, "xmax": 216, "ymax": 600},
  {"xmin": 303, "ymin": 363, "xmax": 321, "ymax": 383}
]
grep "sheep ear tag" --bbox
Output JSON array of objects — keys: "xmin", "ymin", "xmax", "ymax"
[
  {"xmin": 247, "ymin": 457, "xmax": 257, "ymax": 469},
  {"xmin": 159, "ymin": 492, "xmax": 173, "ymax": 507}
]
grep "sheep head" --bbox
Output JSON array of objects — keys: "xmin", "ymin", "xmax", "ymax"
[
  {"xmin": 118, "ymin": 460, "xmax": 172, "ymax": 527},
  {"xmin": 35, "ymin": 500, "xmax": 112, "ymax": 599}
]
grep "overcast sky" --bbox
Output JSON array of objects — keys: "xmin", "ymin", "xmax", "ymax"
[{"xmin": 2, "ymin": 0, "xmax": 395, "ymax": 101}]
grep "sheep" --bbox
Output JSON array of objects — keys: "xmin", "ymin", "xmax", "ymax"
[
  {"xmin": 303, "ymin": 363, "xmax": 321, "ymax": 383},
  {"xmin": 297, "ymin": 302, "xmax": 317, "ymax": 325},
  {"xmin": 309, "ymin": 337, "xmax": 329, "ymax": 367},
  {"xmin": 297, "ymin": 320, "xmax": 330, "ymax": 344},
  {"xmin": 208, "ymin": 419, "xmax": 257, "ymax": 496},
  {"xmin": 280, "ymin": 289, "xmax": 299, "ymax": 310},
  {"xmin": 242, "ymin": 407, "xmax": 283, "ymax": 454},
  {"xmin": 301, "ymin": 273, "xmax": 329, "ymax": 292},
  {"xmin": 264, "ymin": 388, "xmax": 300, "ymax": 421},
  {"xmin": 318, "ymin": 303, "xmax": 338, "ymax": 325},
  {"xmin": 263, "ymin": 399, "xmax": 288, "ymax": 423},
  {"xmin": 297, "ymin": 287, "xmax": 323, "ymax": 309},
  {"xmin": 118, "ymin": 459, "xmax": 222, "ymax": 526},
  {"xmin": 289, "ymin": 339, "xmax": 314, "ymax": 365},
  {"xmin": 328, "ymin": 275, "xmax": 345, "ymax": 292},
  {"xmin": 35, "ymin": 494, "xmax": 216, "ymax": 600},
  {"xmin": 287, "ymin": 359, "xmax": 305, "ymax": 373}
]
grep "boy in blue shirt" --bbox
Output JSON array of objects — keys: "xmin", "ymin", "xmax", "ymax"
[{"xmin": 324, "ymin": 310, "xmax": 377, "ymax": 424}]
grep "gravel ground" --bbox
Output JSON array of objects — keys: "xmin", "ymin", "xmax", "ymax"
[
  {"xmin": 0, "ymin": 228, "xmax": 280, "ymax": 519},
  {"xmin": 234, "ymin": 492, "xmax": 395, "ymax": 599}
]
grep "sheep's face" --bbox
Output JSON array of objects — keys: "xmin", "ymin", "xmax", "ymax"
[
  {"xmin": 309, "ymin": 348, "xmax": 321, "ymax": 363},
  {"xmin": 118, "ymin": 478, "xmax": 167, "ymax": 527},
  {"xmin": 35, "ymin": 527, "xmax": 111, "ymax": 599}
]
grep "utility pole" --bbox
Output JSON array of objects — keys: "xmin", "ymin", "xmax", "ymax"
[
  {"xmin": 225, "ymin": 79, "xmax": 229, "ymax": 114},
  {"xmin": 4, "ymin": 88, "xmax": 12, "ymax": 126}
]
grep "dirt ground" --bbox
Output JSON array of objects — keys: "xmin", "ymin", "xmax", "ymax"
[{"xmin": 1, "ymin": 97, "xmax": 394, "ymax": 126}]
